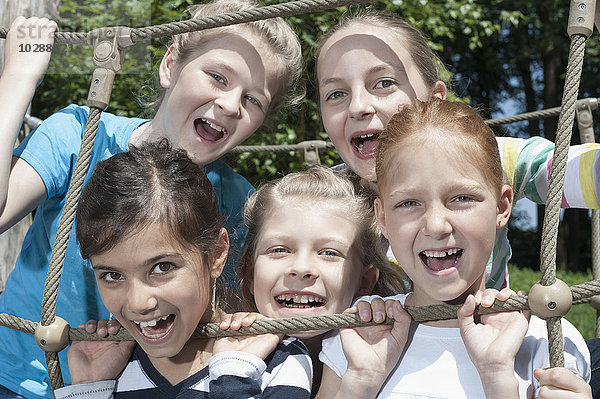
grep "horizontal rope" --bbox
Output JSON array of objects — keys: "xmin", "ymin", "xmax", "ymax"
[{"xmin": 0, "ymin": 279, "xmax": 588, "ymax": 341}]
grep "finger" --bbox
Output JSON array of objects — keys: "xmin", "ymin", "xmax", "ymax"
[
  {"xmin": 219, "ymin": 313, "xmax": 233, "ymax": 330},
  {"xmin": 535, "ymin": 367, "xmax": 591, "ymax": 394},
  {"xmin": 229, "ymin": 312, "xmax": 249, "ymax": 330},
  {"xmin": 497, "ymin": 287, "xmax": 516, "ymax": 301},
  {"xmin": 96, "ymin": 319, "xmax": 109, "ymax": 338},
  {"xmin": 480, "ymin": 288, "xmax": 499, "ymax": 308},
  {"xmin": 371, "ymin": 298, "xmax": 386, "ymax": 323},
  {"xmin": 107, "ymin": 319, "xmax": 122, "ymax": 335},
  {"xmin": 356, "ymin": 300, "xmax": 374, "ymax": 322},
  {"xmin": 85, "ymin": 320, "xmax": 98, "ymax": 333},
  {"xmin": 343, "ymin": 306, "xmax": 358, "ymax": 315},
  {"xmin": 457, "ymin": 294, "xmax": 477, "ymax": 329},
  {"xmin": 385, "ymin": 299, "xmax": 397, "ymax": 319},
  {"xmin": 241, "ymin": 313, "xmax": 262, "ymax": 327},
  {"xmin": 473, "ymin": 290, "xmax": 484, "ymax": 306}
]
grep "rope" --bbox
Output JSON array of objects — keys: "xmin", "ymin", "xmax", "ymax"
[
  {"xmin": 539, "ymin": 33, "xmax": 587, "ymax": 368},
  {"xmin": 0, "ymin": 0, "xmax": 371, "ymax": 44},
  {"xmin": 0, "ymin": 280, "xmax": 589, "ymax": 342},
  {"xmin": 39, "ymin": 106, "xmax": 102, "ymax": 390}
]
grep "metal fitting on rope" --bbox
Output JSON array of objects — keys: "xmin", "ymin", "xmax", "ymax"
[
  {"xmin": 567, "ymin": 0, "xmax": 596, "ymax": 38},
  {"xmin": 298, "ymin": 140, "xmax": 328, "ymax": 167},
  {"xmin": 528, "ymin": 279, "xmax": 573, "ymax": 319},
  {"xmin": 87, "ymin": 27, "xmax": 133, "ymax": 109},
  {"xmin": 576, "ymin": 97, "xmax": 598, "ymax": 143},
  {"xmin": 34, "ymin": 317, "xmax": 70, "ymax": 352}
]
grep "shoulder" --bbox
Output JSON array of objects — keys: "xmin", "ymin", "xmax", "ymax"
[
  {"xmin": 267, "ymin": 336, "xmax": 311, "ymax": 368},
  {"xmin": 205, "ymin": 160, "xmax": 255, "ymax": 206}
]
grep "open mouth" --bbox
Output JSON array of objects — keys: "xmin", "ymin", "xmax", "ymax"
[
  {"xmin": 275, "ymin": 294, "xmax": 327, "ymax": 309},
  {"xmin": 194, "ymin": 118, "xmax": 227, "ymax": 142},
  {"xmin": 351, "ymin": 132, "xmax": 380, "ymax": 156},
  {"xmin": 419, "ymin": 248, "xmax": 463, "ymax": 272},
  {"xmin": 133, "ymin": 314, "xmax": 175, "ymax": 339}
]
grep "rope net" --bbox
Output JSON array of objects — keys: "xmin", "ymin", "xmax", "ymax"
[{"xmin": 0, "ymin": 0, "xmax": 599, "ymax": 391}]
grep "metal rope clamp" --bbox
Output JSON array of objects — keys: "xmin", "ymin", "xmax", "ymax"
[
  {"xmin": 87, "ymin": 27, "xmax": 133, "ymax": 110},
  {"xmin": 298, "ymin": 140, "xmax": 328, "ymax": 167},
  {"xmin": 34, "ymin": 317, "xmax": 70, "ymax": 352},
  {"xmin": 528, "ymin": 279, "xmax": 573, "ymax": 319}
]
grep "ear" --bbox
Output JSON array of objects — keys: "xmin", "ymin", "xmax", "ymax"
[
  {"xmin": 496, "ymin": 184, "xmax": 513, "ymax": 229},
  {"xmin": 357, "ymin": 264, "xmax": 380, "ymax": 296},
  {"xmin": 159, "ymin": 45, "xmax": 177, "ymax": 89},
  {"xmin": 374, "ymin": 197, "xmax": 389, "ymax": 239},
  {"xmin": 430, "ymin": 81, "xmax": 447, "ymax": 100},
  {"xmin": 210, "ymin": 228, "xmax": 230, "ymax": 279}
]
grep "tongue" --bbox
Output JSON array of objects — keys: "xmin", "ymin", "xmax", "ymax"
[
  {"xmin": 352, "ymin": 136, "xmax": 379, "ymax": 155},
  {"xmin": 426, "ymin": 254, "xmax": 457, "ymax": 272},
  {"xmin": 194, "ymin": 119, "xmax": 223, "ymax": 142}
]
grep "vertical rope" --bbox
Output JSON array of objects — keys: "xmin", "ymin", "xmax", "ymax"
[
  {"xmin": 592, "ymin": 210, "xmax": 600, "ymax": 336},
  {"xmin": 539, "ymin": 34, "xmax": 587, "ymax": 367},
  {"xmin": 40, "ymin": 107, "xmax": 102, "ymax": 389}
]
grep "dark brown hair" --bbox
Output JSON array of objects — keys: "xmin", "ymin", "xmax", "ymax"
[{"xmin": 76, "ymin": 139, "xmax": 224, "ymax": 266}]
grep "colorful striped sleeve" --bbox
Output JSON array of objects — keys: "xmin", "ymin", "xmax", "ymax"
[{"xmin": 497, "ymin": 136, "xmax": 600, "ymax": 208}]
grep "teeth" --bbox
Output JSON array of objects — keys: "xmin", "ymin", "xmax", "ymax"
[
  {"xmin": 357, "ymin": 133, "xmax": 376, "ymax": 139},
  {"xmin": 423, "ymin": 248, "xmax": 460, "ymax": 258},
  {"xmin": 275, "ymin": 294, "xmax": 325, "ymax": 304},
  {"xmin": 357, "ymin": 143, "xmax": 364, "ymax": 153},
  {"xmin": 134, "ymin": 315, "xmax": 169, "ymax": 329},
  {"xmin": 202, "ymin": 119, "xmax": 224, "ymax": 132}
]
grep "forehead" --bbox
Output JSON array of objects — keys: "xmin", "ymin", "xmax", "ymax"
[
  {"xmin": 318, "ymin": 23, "xmax": 413, "ymax": 72},
  {"xmin": 262, "ymin": 198, "xmax": 359, "ymax": 236},
  {"xmin": 187, "ymin": 31, "xmax": 283, "ymax": 94}
]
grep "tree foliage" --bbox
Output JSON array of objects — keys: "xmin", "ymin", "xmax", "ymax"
[{"xmin": 28, "ymin": 0, "xmax": 597, "ymax": 272}]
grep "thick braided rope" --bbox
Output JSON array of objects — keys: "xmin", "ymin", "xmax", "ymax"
[
  {"xmin": 39, "ymin": 107, "xmax": 101, "ymax": 390},
  {"xmin": 63, "ymin": 280, "xmax": 600, "ymax": 340},
  {"xmin": 1, "ymin": 280, "xmax": 599, "ymax": 340},
  {"xmin": 230, "ymin": 142, "xmax": 336, "ymax": 154},
  {"xmin": 0, "ymin": 0, "xmax": 371, "ymax": 44},
  {"xmin": 130, "ymin": 0, "xmax": 372, "ymax": 42},
  {"xmin": 539, "ymin": 34, "xmax": 587, "ymax": 368},
  {"xmin": 593, "ymin": 211, "xmax": 600, "ymax": 336}
]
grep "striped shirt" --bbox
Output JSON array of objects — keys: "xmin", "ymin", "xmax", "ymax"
[{"xmin": 54, "ymin": 337, "xmax": 312, "ymax": 398}]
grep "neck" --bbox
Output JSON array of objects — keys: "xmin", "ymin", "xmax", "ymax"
[
  {"xmin": 128, "ymin": 119, "xmax": 163, "ymax": 147},
  {"xmin": 148, "ymin": 338, "xmax": 215, "ymax": 385}
]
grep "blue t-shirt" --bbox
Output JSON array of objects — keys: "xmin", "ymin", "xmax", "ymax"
[{"xmin": 0, "ymin": 105, "xmax": 254, "ymax": 398}]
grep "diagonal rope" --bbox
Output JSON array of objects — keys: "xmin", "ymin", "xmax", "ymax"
[
  {"xmin": 40, "ymin": 106, "xmax": 102, "ymax": 390},
  {"xmin": 0, "ymin": 0, "xmax": 372, "ymax": 44}
]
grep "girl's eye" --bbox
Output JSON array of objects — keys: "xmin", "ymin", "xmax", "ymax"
[
  {"xmin": 244, "ymin": 94, "xmax": 261, "ymax": 107},
  {"xmin": 452, "ymin": 195, "xmax": 474, "ymax": 203},
  {"xmin": 326, "ymin": 91, "xmax": 346, "ymax": 101},
  {"xmin": 101, "ymin": 272, "xmax": 123, "ymax": 282},
  {"xmin": 374, "ymin": 79, "xmax": 397, "ymax": 89},
  {"xmin": 209, "ymin": 72, "xmax": 225, "ymax": 84},
  {"xmin": 319, "ymin": 249, "xmax": 341, "ymax": 257},
  {"xmin": 151, "ymin": 262, "xmax": 174, "ymax": 275},
  {"xmin": 269, "ymin": 247, "xmax": 290, "ymax": 254},
  {"xmin": 397, "ymin": 200, "xmax": 419, "ymax": 208}
]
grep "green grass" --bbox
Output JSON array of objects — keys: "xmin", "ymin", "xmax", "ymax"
[{"xmin": 508, "ymin": 264, "xmax": 597, "ymax": 340}]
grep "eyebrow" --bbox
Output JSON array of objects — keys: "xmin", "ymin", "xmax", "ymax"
[
  {"xmin": 92, "ymin": 253, "xmax": 184, "ymax": 271},
  {"xmin": 320, "ymin": 63, "xmax": 407, "ymax": 87}
]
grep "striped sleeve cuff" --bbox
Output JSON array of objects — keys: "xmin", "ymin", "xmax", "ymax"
[
  {"xmin": 54, "ymin": 380, "xmax": 115, "ymax": 399},
  {"xmin": 209, "ymin": 351, "xmax": 267, "ymax": 380}
]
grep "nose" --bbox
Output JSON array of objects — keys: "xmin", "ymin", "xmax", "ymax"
[
  {"xmin": 422, "ymin": 205, "xmax": 453, "ymax": 238},
  {"xmin": 126, "ymin": 280, "xmax": 158, "ymax": 314},
  {"xmin": 215, "ymin": 89, "xmax": 242, "ymax": 118},
  {"xmin": 348, "ymin": 87, "xmax": 376, "ymax": 120},
  {"xmin": 286, "ymin": 251, "xmax": 319, "ymax": 280}
]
